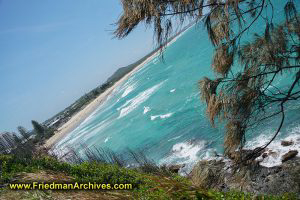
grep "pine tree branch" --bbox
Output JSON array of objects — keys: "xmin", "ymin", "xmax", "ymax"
[{"xmin": 220, "ymin": 65, "xmax": 300, "ymax": 83}]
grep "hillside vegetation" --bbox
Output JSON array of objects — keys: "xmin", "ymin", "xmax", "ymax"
[{"xmin": 0, "ymin": 152, "xmax": 298, "ymax": 200}]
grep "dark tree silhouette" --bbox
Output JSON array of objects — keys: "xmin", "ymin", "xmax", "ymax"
[
  {"xmin": 12, "ymin": 133, "xmax": 22, "ymax": 144},
  {"xmin": 17, "ymin": 126, "xmax": 30, "ymax": 141},
  {"xmin": 31, "ymin": 120, "xmax": 45, "ymax": 138},
  {"xmin": 115, "ymin": 0, "xmax": 299, "ymax": 161}
]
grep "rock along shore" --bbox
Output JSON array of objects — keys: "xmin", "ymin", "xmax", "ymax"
[{"xmin": 189, "ymin": 155, "xmax": 299, "ymax": 196}]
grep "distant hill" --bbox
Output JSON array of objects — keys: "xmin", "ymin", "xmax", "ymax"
[
  {"xmin": 106, "ymin": 22, "xmax": 195, "ymax": 84},
  {"xmin": 106, "ymin": 63, "xmax": 136, "ymax": 83},
  {"xmin": 106, "ymin": 49, "xmax": 156, "ymax": 83}
]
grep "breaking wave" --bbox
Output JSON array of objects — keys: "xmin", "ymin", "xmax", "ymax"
[
  {"xmin": 150, "ymin": 113, "xmax": 173, "ymax": 120},
  {"xmin": 143, "ymin": 106, "xmax": 151, "ymax": 114},
  {"xmin": 118, "ymin": 81, "xmax": 166, "ymax": 118},
  {"xmin": 167, "ymin": 135, "xmax": 183, "ymax": 142},
  {"xmin": 244, "ymin": 126, "xmax": 300, "ymax": 167},
  {"xmin": 121, "ymin": 83, "xmax": 136, "ymax": 98},
  {"xmin": 159, "ymin": 139, "xmax": 211, "ymax": 175},
  {"xmin": 104, "ymin": 136, "xmax": 111, "ymax": 143}
]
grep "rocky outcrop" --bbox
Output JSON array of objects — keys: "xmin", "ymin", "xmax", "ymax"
[
  {"xmin": 190, "ymin": 157, "xmax": 300, "ymax": 196},
  {"xmin": 281, "ymin": 140, "xmax": 294, "ymax": 146},
  {"xmin": 282, "ymin": 150, "xmax": 298, "ymax": 162},
  {"xmin": 190, "ymin": 160, "xmax": 225, "ymax": 190},
  {"xmin": 168, "ymin": 164, "xmax": 185, "ymax": 173}
]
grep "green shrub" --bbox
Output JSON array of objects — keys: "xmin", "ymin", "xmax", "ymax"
[{"xmin": 0, "ymin": 154, "xmax": 298, "ymax": 200}]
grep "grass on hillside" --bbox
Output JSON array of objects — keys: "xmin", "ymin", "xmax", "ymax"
[{"xmin": 0, "ymin": 154, "xmax": 297, "ymax": 200}]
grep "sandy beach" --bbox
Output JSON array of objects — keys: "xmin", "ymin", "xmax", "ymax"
[
  {"xmin": 44, "ymin": 30, "xmax": 187, "ymax": 149},
  {"xmin": 45, "ymin": 54, "xmax": 156, "ymax": 148}
]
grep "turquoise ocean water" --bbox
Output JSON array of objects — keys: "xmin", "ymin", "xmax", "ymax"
[{"xmin": 54, "ymin": 1, "xmax": 300, "ymax": 173}]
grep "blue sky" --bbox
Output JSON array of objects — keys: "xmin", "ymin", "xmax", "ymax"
[{"xmin": 0, "ymin": 0, "xmax": 154, "ymax": 132}]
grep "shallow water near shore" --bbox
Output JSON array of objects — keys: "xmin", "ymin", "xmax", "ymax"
[{"xmin": 53, "ymin": 1, "xmax": 300, "ymax": 173}]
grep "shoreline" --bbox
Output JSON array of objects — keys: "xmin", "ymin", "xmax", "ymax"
[
  {"xmin": 44, "ymin": 30, "xmax": 187, "ymax": 149},
  {"xmin": 44, "ymin": 52, "xmax": 156, "ymax": 148}
]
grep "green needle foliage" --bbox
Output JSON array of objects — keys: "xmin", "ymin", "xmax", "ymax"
[{"xmin": 114, "ymin": 0, "xmax": 300, "ymax": 162}]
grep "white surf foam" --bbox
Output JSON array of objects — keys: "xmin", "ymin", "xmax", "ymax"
[
  {"xmin": 244, "ymin": 126, "xmax": 300, "ymax": 167},
  {"xmin": 55, "ymin": 118, "xmax": 112, "ymax": 150},
  {"xmin": 104, "ymin": 137, "xmax": 111, "ymax": 143},
  {"xmin": 143, "ymin": 106, "xmax": 151, "ymax": 114},
  {"xmin": 159, "ymin": 113, "xmax": 173, "ymax": 119},
  {"xmin": 159, "ymin": 139, "xmax": 226, "ymax": 176},
  {"xmin": 172, "ymin": 141, "xmax": 206, "ymax": 161},
  {"xmin": 160, "ymin": 140, "xmax": 207, "ymax": 167},
  {"xmin": 121, "ymin": 83, "xmax": 136, "ymax": 98},
  {"xmin": 150, "ymin": 113, "xmax": 173, "ymax": 120},
  {"xmin": 118, "ymin": 81, "xmax": 166, "ymax": 118},
  {"xmin": 150, "ymin": 116, "xmax": 158, "ymax": 120},
  {"xmin": 159, "ymin": 125, "xmax": 300, "ymax": 176},
  {"xmin": 167, "ymin": 135, "xmax": 183, "ymax": 142}
]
